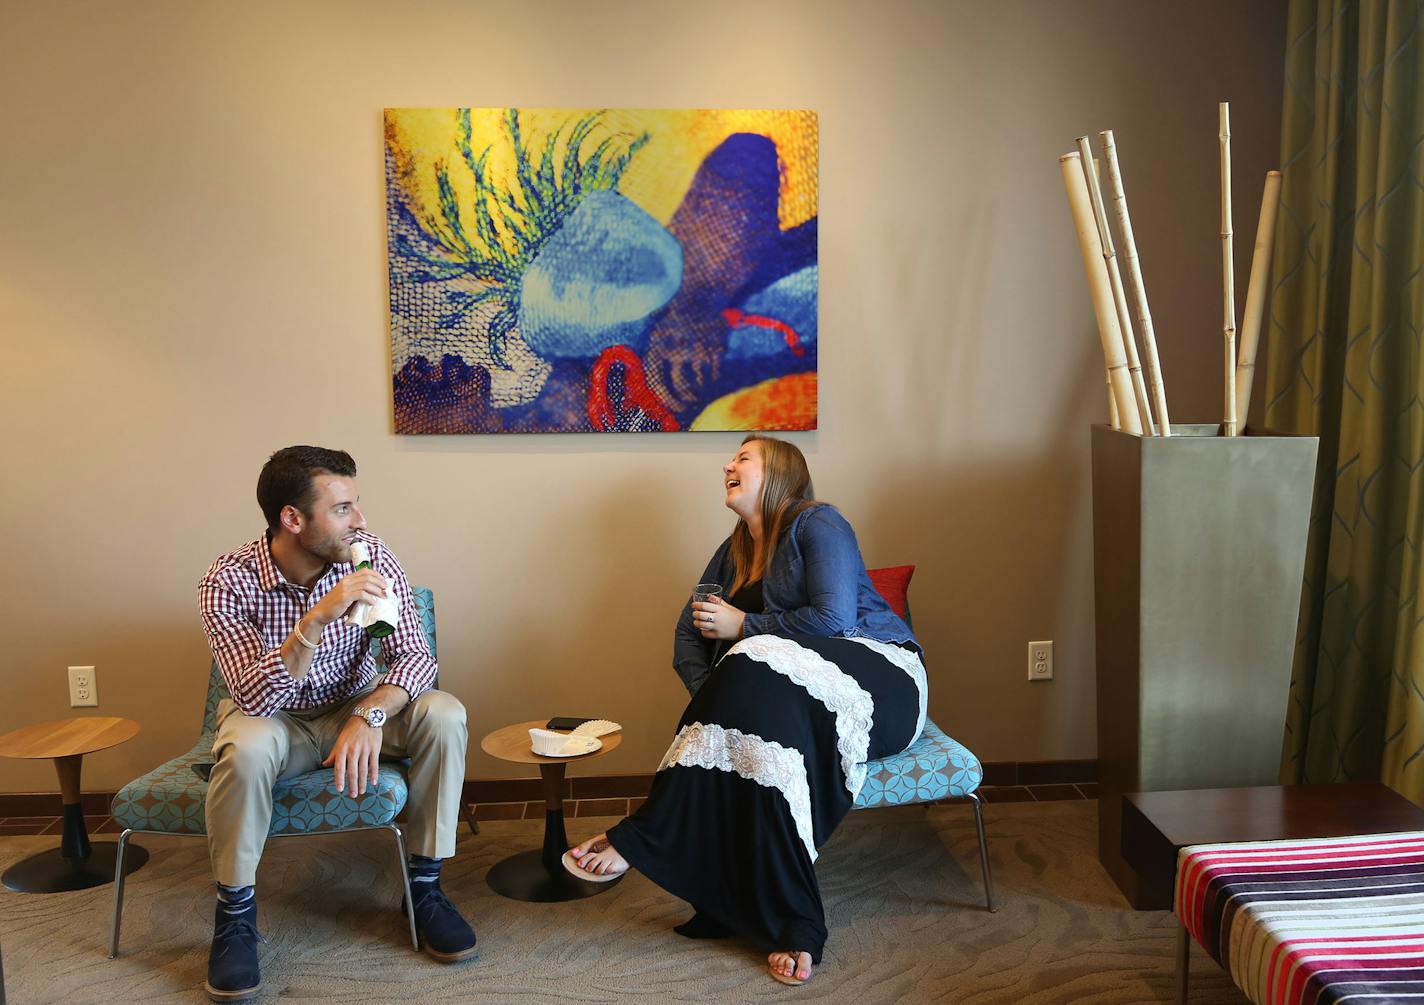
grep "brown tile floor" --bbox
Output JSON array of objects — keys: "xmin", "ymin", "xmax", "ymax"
[{"xmin": 0, "ymin": 815, "xmax": 120, "ymax": 836}]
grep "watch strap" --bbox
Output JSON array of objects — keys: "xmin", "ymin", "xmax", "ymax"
[{"xmin": 351, "ymin": 704, "xmax": 385, "ymax": 728}]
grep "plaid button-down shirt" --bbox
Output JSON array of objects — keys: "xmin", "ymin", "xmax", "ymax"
[{"xmin": 198, "ymin": 530, "xmax": 437, "ymax": 717}]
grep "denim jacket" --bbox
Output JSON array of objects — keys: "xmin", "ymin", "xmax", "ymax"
[{"xmin": 672, "ymin": 504, "xmax": 922, "ymax": 695}]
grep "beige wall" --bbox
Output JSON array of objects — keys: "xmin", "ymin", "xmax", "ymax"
[{"xmin": 0, "ymin": 0, "xmax": 1287, "ymax": 792}]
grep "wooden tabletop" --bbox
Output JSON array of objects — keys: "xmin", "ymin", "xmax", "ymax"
[
  {"xmin": 1124, "ymin": 782, "xmax": 1424, "ymax": 848},
  {"xmin": 0, "ymin": 717, "xmax": 140, "ymax": 760},
  {"xmin": 481, "ymin": 720, "xmax": 622, "ymax": 765}
]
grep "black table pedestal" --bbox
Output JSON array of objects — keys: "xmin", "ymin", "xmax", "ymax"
[
  {"xmin": 3, "ymin": 803, "xmax": 147, "ymax": 894},
  {"xmin": 485, "ymin": 763, "xmax": 622, "ymax": 902}
]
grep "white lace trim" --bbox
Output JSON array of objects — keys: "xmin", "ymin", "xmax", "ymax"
[
  {"xmin": 844, "ymin": 637, "xmax": 929, "ymax": 747},
  {"xmin": 657, "ymin": 722, "xmax": 818, "ymax": 861},
  {"xmin": 725, "ymin": 635, "xmax": 875, "ymax": 802}
]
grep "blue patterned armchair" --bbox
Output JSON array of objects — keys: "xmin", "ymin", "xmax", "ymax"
[
  {"xmin": 851, "ymin": 573, "xmax": 995, "ymax": 911},
  {"xmin": 107, "ymin": 587, "xmax": 442, "ymax": 957}
]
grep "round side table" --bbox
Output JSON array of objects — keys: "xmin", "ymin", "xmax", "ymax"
[
  {"xmin": 0, "ymin": 716, "xmax": 149, "ymax": 893},
  {"xmin": 480, "ymin": 720, "xmax": 623, "ymax": 903}
]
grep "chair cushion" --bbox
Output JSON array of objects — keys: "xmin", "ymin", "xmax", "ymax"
[
  {"xmin": 271, "ymin": 766, "xmax": 408, "ymax": 833},
  {"xmin": 112, "ymin": 756, "xmax": 408, "ymax": 835},
  {"xmin": 111, "ymin": 744, "xmax": 213, "ymax": 834},
  {"xmin": 853, "ymin": 717, "xmax": 982, "ymax": 808},
  {"xmin": 866, "ymin": 565, "xmax": 915, "ymax": 620}
]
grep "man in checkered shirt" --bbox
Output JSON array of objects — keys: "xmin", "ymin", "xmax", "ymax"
[{"xmin": 197, "ymin": 446, "xmax": 474, "ymax": 1002}]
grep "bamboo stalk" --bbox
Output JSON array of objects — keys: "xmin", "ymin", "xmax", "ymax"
[
  {"xmin": 1234, "ymin": 170, "xmax": 1282, "ymax": 429},
  {"xmin": 1060, "ymin": 150, "xmax": 1143, "ymax": 435},
  {"xmin": 1219, "ymin": 102, "xmax": 1238, "ymax": 437},
  {"xmin": 1101, "ymin": 129, "xmax": 1172, "ymax": 437},
  {"xmin": 1107, "ymin": 370, "xmax": 1121, "ymax": 429},
  {"xmin": 1077, "ymin": 136, "xmax": 1156, "ymax": 435}
]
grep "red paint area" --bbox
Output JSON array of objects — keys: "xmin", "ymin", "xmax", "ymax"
[
  {"xmin": 587, "ymin": 345, "xmax": 679, "ymax": 432},
  {"xmin": 722, "ymin": 308, "xmax": 808, "ymax": 358}
]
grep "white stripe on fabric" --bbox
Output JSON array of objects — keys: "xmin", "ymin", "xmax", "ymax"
[
  {"xmin": 1194, "ymin": 847, "xmax": 1424, "ymax": 867},
  {"xmin": 657, "ymin": 722, "xmax": 818, "ymax": 862},
  {"xmin": 1184, "ymin": 832, "xmax": 1424, "ymax": 855},
  {"xmin": 843, "ymin": 636, "xmax": 928, "ymax": 746},
  {"xmin": 726, "ymin": 635, "xmax": 875, "ymax": 801}
]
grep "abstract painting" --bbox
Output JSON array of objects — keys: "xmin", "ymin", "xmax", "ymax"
[{"xmin": 384, "ymin": 108, "xmax": 818, "ymax": 434}]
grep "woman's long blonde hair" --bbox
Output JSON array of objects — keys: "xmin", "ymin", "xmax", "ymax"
[{"xmin": 728, "ymin": 434, "xmax": 817, "ymax": 594}]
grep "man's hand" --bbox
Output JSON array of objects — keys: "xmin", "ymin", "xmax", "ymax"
[
  {"xmin": 323, "ymin": 714, "xmax": 382, "ymax": 797},
  {"xmin": 308, "ymin": 568, "xmax": 389, "ymax": 629},
  {"xmin": 692, "ymin": 594, "xmax": 746, "ymax": 641}
]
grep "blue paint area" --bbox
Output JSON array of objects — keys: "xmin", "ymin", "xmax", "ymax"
[
  {"xmin": 726, "ymin": 266, "xmax": 819, "ymax": 360},
  {"xmin": 731, "ymin": 217, "xmax": 818, "ymax": 305},
  {"xmin": 518, "ymin": 190, "xmax": 683, "ymax": 360},
  {"xmin": 641, "ymin": 131, "xmax": 817, "ymax": 420},
  {"xmin": 710, "ymin": 342, "xmax": 819, "ymax": 406}
]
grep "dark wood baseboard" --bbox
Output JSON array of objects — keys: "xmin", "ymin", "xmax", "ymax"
[
  {"xmin": 0, "ymin": 759, "xmax": 1099, "ymax": 817},
  {"xmin": 985, "ymin": 758, "xmax": 1098, "ymax": 786},
  {"xmin": 0, "ymin": 792, "xmax": 115, "ymax": 816}
]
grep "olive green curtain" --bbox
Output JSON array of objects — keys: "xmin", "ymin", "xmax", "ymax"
[{"xmin": 1265, "ymin": 0, "xmax": 1424, "ymax": 795}]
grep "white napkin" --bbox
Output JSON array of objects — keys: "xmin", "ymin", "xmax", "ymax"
[
  {"xmin": 571, "ymin": 719, "xmax": 622, "ymax": 738},
  {"xmin": 345, "ymin": 541, "xmax": 401, "ymax": 632}
]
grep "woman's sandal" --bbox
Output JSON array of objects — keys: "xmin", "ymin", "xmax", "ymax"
[{"xmin": 768, "ymin": 951, "xmax": 813, "ymax": 986}]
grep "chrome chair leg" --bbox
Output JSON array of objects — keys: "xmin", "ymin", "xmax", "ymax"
[
  {"xmin": 968, "ymin": 792, "xmax": 996, "ymax": 912},
  {"xmin": 1176, "ymin": 921, "xmax": 1190, "ymax": 1005},
  {"xmin": 108, "ymin": 829, "xmax": 133, "ymax": 959},
  {"xmin": 387, "ymin": 823, "xmax": 418, "ymax": 951}
]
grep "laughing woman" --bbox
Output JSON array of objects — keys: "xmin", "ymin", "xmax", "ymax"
[{"xmin": 563, "ymin": 434, "xmax": 927, "ymax": 987}]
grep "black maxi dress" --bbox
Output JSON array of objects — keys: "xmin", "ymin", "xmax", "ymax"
[{"xmin": 606, "ymin": 581, "xmax": 927, "ymax": 961}]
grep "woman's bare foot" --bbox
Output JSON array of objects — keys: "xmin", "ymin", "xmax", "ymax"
[
  {"xmin": 564, "ymin": 832, "xmax": 629, "ymax": 880},
  {"xmin": 768, "ymin": 950, "xmax": 813, "ymax": 986}
]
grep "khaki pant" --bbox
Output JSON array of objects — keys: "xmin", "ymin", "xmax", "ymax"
[{"xmin": 206, "ymin": 688, "xmax": 467, "ymax": 887}]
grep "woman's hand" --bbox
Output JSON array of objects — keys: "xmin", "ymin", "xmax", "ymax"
[{"xmin": 692, "ymin": 595, "xmax": 745, "ymax": 640}]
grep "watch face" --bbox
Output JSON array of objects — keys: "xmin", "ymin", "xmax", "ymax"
[{"xmin": 367, "ymin": 707, "xmax": 387, "ymax": 728}]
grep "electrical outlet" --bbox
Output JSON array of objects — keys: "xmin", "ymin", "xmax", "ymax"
[
  {"xmin": 1027, "ymin": 641, "xmax": 1053, "ymax": 681},
  {"xmin": 68, "ymin": 665, "xmax": 98, "ymax": 707}
]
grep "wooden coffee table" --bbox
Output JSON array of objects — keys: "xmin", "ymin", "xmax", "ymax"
[
  {"xmin": 480, "ymin": 720, "xmax": 623, "ymax": 903},
  {"xmin": 0, "ymin": 716, "xmax": 149, "ymax": 893},
  {"xmin": 1121, "ymin": 782, "xmax": 1424, "ymax": 910}
]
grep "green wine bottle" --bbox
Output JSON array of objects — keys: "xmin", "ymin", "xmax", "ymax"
[{"xmin": 347, "ymin": 541, "xmax": 397, "ymax": 639}]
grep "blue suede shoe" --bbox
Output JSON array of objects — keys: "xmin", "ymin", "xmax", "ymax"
[
  {"xmin": 409, "ymin": 884, "xmax": 477, "ymax": 963},
  {"xmin": 205, "ymin": 901, "xmax": 262, "ymax": 1002}
]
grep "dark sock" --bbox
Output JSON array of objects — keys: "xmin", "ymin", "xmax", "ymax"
[
  {"xmin": 409, "ymin": 855, "xmax": 441, "ymax": 900},
  {"xmin": 216, "ymin": 883, "xmax": 255, "ymax": 919},
  {"xmin": 673, "ymin": 912, "xmax": 733, "ymax": 940}
]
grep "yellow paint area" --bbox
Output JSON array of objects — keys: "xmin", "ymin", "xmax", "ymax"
[
  {"xmin": 384, "ymin": 107, "xmax": 818, "ymax": 247},
  {"xmin": 689, "ymin": 372, "xmax": 818, "ymax": 432}
]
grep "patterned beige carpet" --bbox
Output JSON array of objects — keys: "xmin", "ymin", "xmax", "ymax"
[{"xmin": 0, "ymin": 800, "xmax": 1247, "ymax": 1004}]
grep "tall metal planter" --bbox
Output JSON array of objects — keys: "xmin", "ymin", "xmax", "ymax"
[{"xmin": 1091, "ymin": 423, "xmax": 1319, "ymax": 908}]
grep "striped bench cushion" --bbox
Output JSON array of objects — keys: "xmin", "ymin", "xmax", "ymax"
[{"xmin": 1175, "ymin": 831, "xmax": 1424, "ymax": 1005}]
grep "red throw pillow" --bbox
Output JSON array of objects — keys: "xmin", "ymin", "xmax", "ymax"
[{"xmin": 867, "ymin": 565, "xmax": 915, "ymax": 619}]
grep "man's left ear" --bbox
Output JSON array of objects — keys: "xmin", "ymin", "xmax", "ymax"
[{"xmin": 279, "ymin": 504, "xmax": 304, "ymax": 534}]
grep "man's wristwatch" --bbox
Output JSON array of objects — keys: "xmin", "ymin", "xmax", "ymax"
[{"xmin": 352, "ymin": 705, "xmax": 386, "ymax": 729}]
